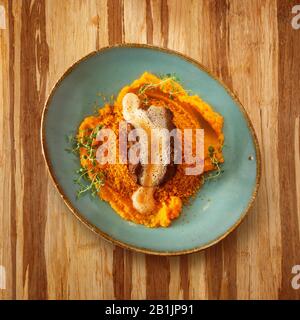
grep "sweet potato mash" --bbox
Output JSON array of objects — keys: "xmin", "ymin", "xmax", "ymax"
[{"xmin": 76, "ymin": 72, "xmax": 224, "ymax": 227}]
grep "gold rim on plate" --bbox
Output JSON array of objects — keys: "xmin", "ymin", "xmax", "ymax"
[{"xmin": 41, "ymin": 43, "xmax": 262, "ymax": 256}]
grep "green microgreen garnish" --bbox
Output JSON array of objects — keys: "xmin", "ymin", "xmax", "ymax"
[
  {"xmin": 74, "ymin": 166, "xmax": 105, "ymax": 198},
  {"xmin": 138, "ymin": 74, "xmax": 177, "ymax": 95},
  {"xmin": 203, "ymin": 145, "xmax": 224, "ymax": 182},
  {"xmin": 158, "ymin": 73, "xmax": 181, "ymax": 83},
  {"xmin": 138, "ymin": 73, "xmax": 193, "ymax": 99},
  {"xmin": 66, "ymin": 124, "xmax": 105, "ymax": 199}
]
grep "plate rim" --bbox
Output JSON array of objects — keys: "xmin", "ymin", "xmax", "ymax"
[{"xmin": 40, "ymin": 43, "xmax": 262, "ymax": 256}]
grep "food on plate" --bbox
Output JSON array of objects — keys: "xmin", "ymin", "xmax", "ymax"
[{"xmin": 70, "ymin": 72, "xmax": 224, "ymax": 227}]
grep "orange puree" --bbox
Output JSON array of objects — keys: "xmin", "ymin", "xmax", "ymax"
[{"xmin": 77, "ymin": 72, "xmax": 224, "ymax": 227}]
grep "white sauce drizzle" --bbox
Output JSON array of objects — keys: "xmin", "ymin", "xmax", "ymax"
[{"xmin": 122, "ymin": 93, "xmax": 168, "ymax": 214}]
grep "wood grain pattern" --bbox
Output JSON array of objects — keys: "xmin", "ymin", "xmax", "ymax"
[
  {"xmin": 277, "ymin": 0, "xmax": 300, "ymax": 300},
  {"xmin": 0, "ymin": 0, "xmax": 299, "ymax": 300}
]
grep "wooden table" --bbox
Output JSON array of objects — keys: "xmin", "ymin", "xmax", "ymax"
[{"xmin": 0, "ymin": 0, "xmax": 299, "ymax": 300}]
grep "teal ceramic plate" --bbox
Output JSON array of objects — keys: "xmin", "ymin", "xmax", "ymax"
[{"xmin": 41, "ymin": 44, "xmax": 261, "ymax": 255}]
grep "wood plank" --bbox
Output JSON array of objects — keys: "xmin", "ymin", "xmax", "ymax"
[
  {"xmin": 228, "ymin": 0, "xmax": 281, "ymax": 300},
  {"xmin": 44, "ymin": 0, "xmax": 115, "ymax": 300},
  {"xmin": 277, "ymin": 0, "xmax": 300, "ymax": 300},
  {"xmin": 0, "ymin": 0, "xmax": 13, "ymax": 301}
]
